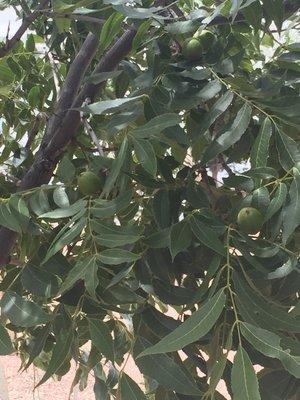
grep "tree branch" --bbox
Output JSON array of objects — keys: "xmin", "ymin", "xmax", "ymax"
[
  {"xmin": 0, "ymin": 28, "xmax": 136, "ymax": 267},
  {"xmin": 45, "ymin": 28, "xmax": 137, "ymax": 157},
  {"xmin": 0, "ymin": 0, "xmax": 49, "ymax": 59},
  {"xmin": 0, "ymin": 32, "xmax": 100, "ymax": 267}
]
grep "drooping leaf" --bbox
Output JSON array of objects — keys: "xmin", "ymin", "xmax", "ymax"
[
  {"xmin": 282, "ymin": 168, "xmax": 300, "ymax": 243},
  {"xmin": 43, "ymin": 216, "xmax": 86, "ymax": 262},
  {"xmin": 169, "ymin": 220, "xmax": 192, "ymax": 260},
  {"xmin": 231, "ymin": 345, "xmax": 261, "ymax": 400},
  {"xmin": 264, "ymin": 182, "xmax": 287, "ymax": 221},
  {"xmin": 134, "ymin": 337, "xmax": 201, "ymax": 396},
  {"xmin": 189, "ymin": 215, "xmax": 226, "ymax": 257},
  {"xmin": 119, "ymin": 373, "xmax": 147, "ymax": 399},
  {"xmin": 132, "ymin": 137, "xmax": 157, "ymax": 176},
  {"xmin": 202, "ymin": 103, "xmax": 252, "ymax": 163},
  {"xmin": 0, "ymin": 324, "xmax": 14, "ymax": 355},
  {"xmin": 0, "ymin": 200, "xmax": 22, "ymax": 233},
  {"xmin": 91, "ymin": 189, "xmax": 133, "ymax": 218},
  {"xmin": 82, "ymin": 96, "xmax": 144, "ymax": 115},
  {"xmin": 100, "ymin": 12, "xmax": 124, "ymax": 52},
  {"xmin": 138, "ymin": 288, "xmax": 226, "ymax": 357},
  {"xmin": 99, "ymin": 249, "xmax": 141, "ymax": 265},
  {"xmin": 88, "ymin": 318, "xmax": 114, "ymax": 362},
  {"xmin": 241, "ymin": 322, "xmax": 300, "ymax": 378},
  {"xmin": 132, "ymin": 113, "xmax": 181, "ymax": 139},
  {"xmin": 250, "ymin": 118, "xmax": 272, "ymax": 169},
  {"xmin": 1, "ymin": 291, "xmax": 52, "ymax": 327},
  {"xmin": 102, "ymin": 137, "xmax": 129, "ymax": 196},
  {"xmin": 59, "ymin": 256, "xmax": 98, "ymax": 294},
  {"xmin": 234, "ymin": 273, "xmax": 300, "ymax": 332},
  {"xmin": 84, "ymin": 257, "xmax": 99, "ymax": 298},
  {"xmin": 21, "ymin": 265, "xmax": 60, "ymax": 298},
  {"xmin": 36, "ymin": 329, "xmax": 73, "ymax": 387},
  {"xmin": 199, "ymin": 91, "xmax": 234, "ymax": 135},
  {"xmin": 275, "ymin": 130, "xmax": 300, "ymax": 171},
  {"xmin": 92, "ymin": 220, "xmax": 141, "ymax": 248}
]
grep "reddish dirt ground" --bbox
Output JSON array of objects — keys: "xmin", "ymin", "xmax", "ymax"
[{"xmin": 1, "ymin": 353, "xmax": 230, "ymax": 400}]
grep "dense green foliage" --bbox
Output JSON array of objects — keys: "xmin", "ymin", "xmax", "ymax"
[{"xmin": 0, "ymin": 0, "xmax": 300, "ymax": 399}]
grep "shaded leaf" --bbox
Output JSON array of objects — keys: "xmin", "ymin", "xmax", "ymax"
[
  {"xmin": 0, "ymin": 324, "xmax": 14, "ymax": 355},
  {"xmin": 202, "ymin": 103, "xmax": 252, "ymax": 164},
  {"xmin": 37, "ymin": 329, "xmax": 73, "ymax": 387},
  {"xmin": 275, "ymin": 130, "xmax": 300, "ymax": 171},
  {"xmin": 99, "ymin": 249, "xmax": 141, "ymax": 265},
  {"xmin": 170, "ymin": 220, "xmax": 192, "ymax": 260},
  {"xmin": 134, "ymin": 337, "xmax": 201, "ymax": 396},
  {"xmin": 282, "ymin": 168, "xmax": 300, "ymax": 243},
  {"xmin": 89, "ymin": 318, "xmax": 114, "ymax": 362},
  {"xmin": 241, "ymin": 322, "xmax": 300, "ymax": 378},
  {"xmin": 231, "ymin": 345, "xmax": 261, "ymax": 400},
  {"xmin": 190, "ymin": 215, "xmax": 226, "ymax": 257},
  {"xmin": 132, "ymin": 137, "xmax": 157, "ymax": 176},
  {"xmin": 1, "ymin": 291, "xmax": 52, "ymax": 327},
  {"xmin": 138, "ymin": 288, "xmax": 226, "ymax": 357},
  {"xmin": 119, "ymin": 373, "xmax": 147, "ymax": 399}
]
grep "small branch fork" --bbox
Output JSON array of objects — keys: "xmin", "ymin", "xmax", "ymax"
[{"xmin": 0, "ymin": 0, "xmax": 50, "ymax": 59}]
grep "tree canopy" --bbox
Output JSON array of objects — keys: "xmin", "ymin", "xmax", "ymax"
[{"xmin": 0, "ymin": 0, "xmax": 299, "ymax": 399}]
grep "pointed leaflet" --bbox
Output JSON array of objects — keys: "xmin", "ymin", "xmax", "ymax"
[
  {"xmin": 275, "ymin": 130, "xmax": 300, "ymax": 171},
  {"xmin": 88, "ymin": 319, "xmax": 114, "ymax": 362},
  {"xmin": 21, "ymin": 265, "xmax": 60, "ymax": 298},
  {"xmin": 199, "ymin": 91, "xmax": 234, "ymax": 135},
  {"xmin": 59, "ymin": 256, "xmax": 98, "ymax": 294},
  {"xmin": 53, "ymin": 187, "xmax": 70, "ymax": 208},
  {"xmin": 91, "ymin": 189, "xmax": 133, "ymax": 218},
  {"xmin": 234, "ymin": 273, "xmax": 300, "ymax": 332},
  {"xmin": 231, "ymin": 345, "xmax": 261, "ymax": 400},
  {"xmin": 250, "ymin": 118, "xmax": 272, "ymax": 169},
  {"xmin": 134, "ymin": 337, "xmax": 201, "ymax": 396},
  {"xmin": 99, "ymin": 249, "xmax": 141, "ymax": 265},
  {"xmin": 202, "ymin": 103, "xmax": 252, "ymax": 164},
  {"xmin": 92, "ymin": 220, "xmax": 141, "ymax": 248},
  {"xmin": 138, "ymin": 288, "xmax": 226, "ymax": 357},
  {"xmin": 39, "ymin": 199, "xmax": 85, "ymax": 219},
  {"xmin": 1, "ymin": 291, "xmax": 52, "ymax": 327},
  {"xmin": 0, "ymin": 324, "xmax": 14, "ymax": 355},
  {"xmin": 103, "ymin": 137, "xmax": 129, "ymax": 196},
  {"xmin": 282, "ymin": 167, "xmax": 300, "ymax": 243},
  {"xmin": 83, "ymin": 96, "xmax": 144, "ymax": 115},
  {"xmin": 208, "ymin": 331, "xmax": 232, "ymax": 397},
  {"xmin": 0, "ymin": 201, "xmax": 22, "ymax": 233},
  {"xmin": 170, "ymin": 220, "xmax": 192, "ymax": 260},
  {"xmin": 265, "ymin": 182, "xmax": 287, "ymax": 221},
  {"xmin": 267, "ymin": 257, "xmax": 297, "ymax": 280},
  {"xmin": 132, "ymin": 137, "xmax": 157, "ymax": 176},
  {"xmin": 43, "ymin": 216, "xmax": 86, "ymax": 263},
  {"xmin": 9, "ymin": 195, "xmax": 30, "ymax": 231},
  {"xmin": 84, "ymin": 257, "xmax": 99, "ymax": 298},
  {"xmin": 100, "ymin": 12, "xmax": 124, "ymax": 52},
  {"xmin": 119, "ymin": 373, "xmax": 147, "ymax": 400},
  {"xmin": 241, "ymin": 322, "xmax": 300, "ymax": 378},
  {"xmin": 189, "ymin": 215, "xmax": 226, "ymax": 257},
  {"xmin": 132, "ymin": 113, "xmax": 181, "ymax": 139},
  {"xmin": 36, "ymin": 329, "xmax": 73, "ymax": 387}
]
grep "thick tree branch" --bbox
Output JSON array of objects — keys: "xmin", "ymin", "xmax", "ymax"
[
  {"xmin": 0, "ymin": 28, "xmax": 136, "ymax": 267},
  {"xmin": 0, "ymin": 32, "xmax": 100, "ymax": 267},
  {"xmin": 46, "ymin": 28, "xmax": 137, "ymax": 157},
  {"xmin": 0, "ymin": 0, "xmax": 49, "ymax": 59}
]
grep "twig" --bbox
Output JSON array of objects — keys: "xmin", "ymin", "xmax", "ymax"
[
  {"xmin": 41, "ymin": 11, "xmax": 105, "ymax": 25},
  {"xmin": 47, "ymin": 51, "xmax": 60, "ymax": 96},
  {"xmin": 0, "ymin": 0, "xmax": 49, "ymax": 59},
  {"xmin": 80, "ymin": 98, "xmax": 104, "ymax": 156}
]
